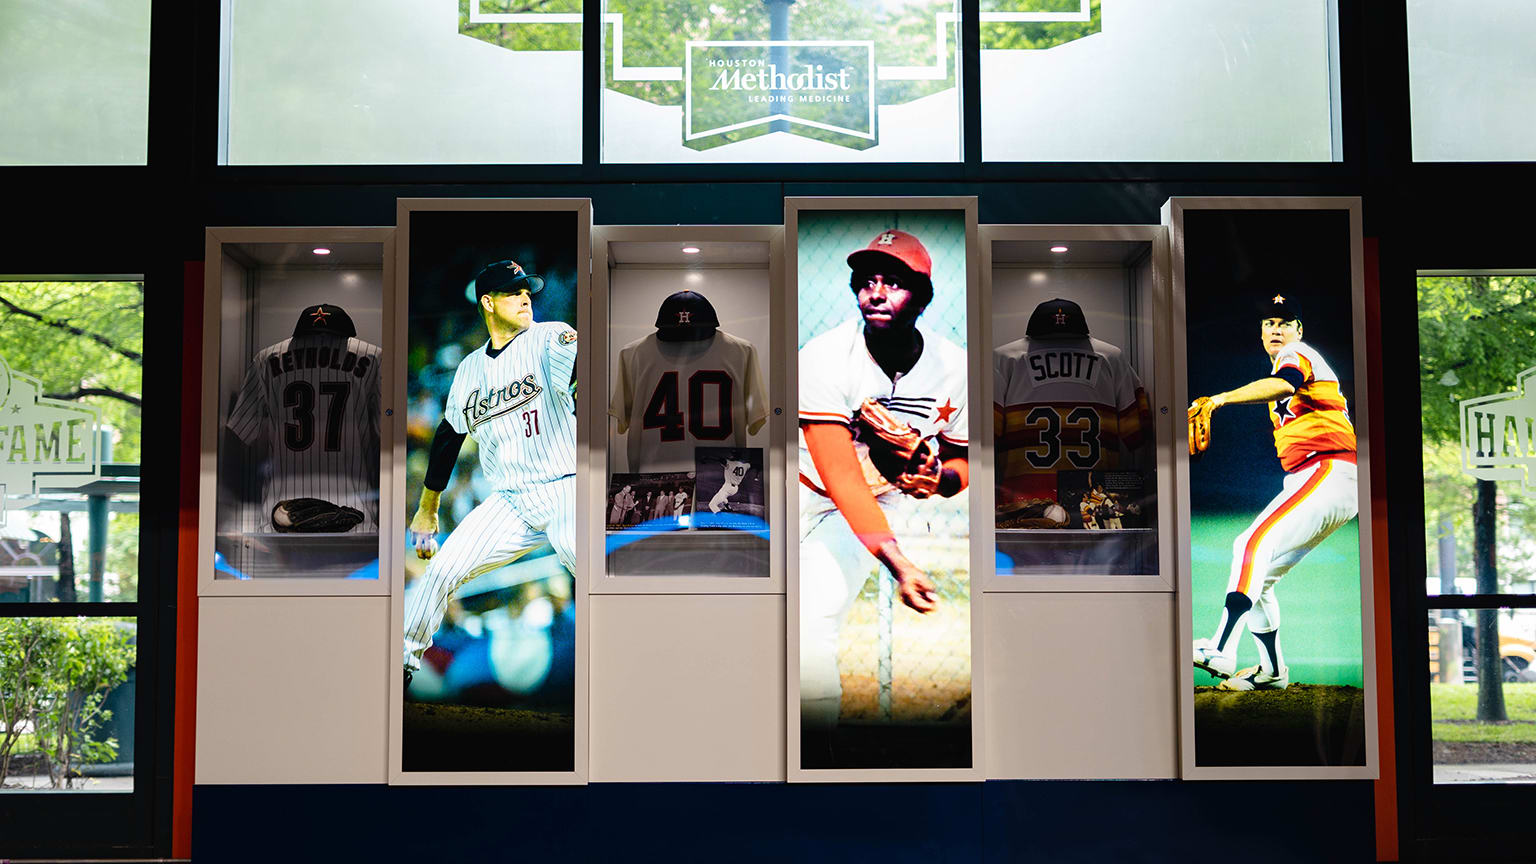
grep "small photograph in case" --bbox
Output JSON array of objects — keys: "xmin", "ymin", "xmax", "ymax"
[
  {"xmin": 1056, "ymin": 470, "xmax": 1148, "ymax": 530},
  {"xmin": 691, "ymin": 447, "xmax": 765, "ymax": 530},
  {"xmin": 606, "ymin": 471, "xmax": 696, "ymax": 531}
]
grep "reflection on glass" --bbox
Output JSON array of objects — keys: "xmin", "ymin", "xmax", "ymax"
[
  {"xmin": 1430, "ymin": 607, "xmax": 1536, "ymax": 784},
  {"xmin": 989, "ymin": 241, "xmax": 1157, "ymax": 577},
  {"xmin": 604, "ymin": 242, "xmax": 772, "ymax": 577},
  {"xmin": 0, "ymin": 282, "xmax": 142, "ymax": 602},
  {"xmin": 0, "ymin": 617, "xmax": 136, "ymax": 791},
  {"xmin": 213, "ymin": 245, "xmax": 383, "ymax": 580},
  {"xmin": 1419, "ymin": 275, "xmax": 1536, "ymax": 597}
]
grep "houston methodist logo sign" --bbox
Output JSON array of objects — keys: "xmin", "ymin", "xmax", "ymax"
[
  {"xmin": 0, "ymin": 353, "xmax": 101, "ymax": 525},
  {"xmin": 1461, "ymin": 366, "xmax": 1536, "ymax": 489},
  {"xmin": 686, "ymin": 42, "xmax": 874, "ymax": 145}
]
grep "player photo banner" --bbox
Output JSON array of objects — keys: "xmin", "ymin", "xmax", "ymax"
[
  {"xmin": 398, "ymin": 203, "xmax": 586, "ymax": 779},
  {"xmin": 1174, "ymin": 202, "xmax": 1375, "ymax": 777},
  {"xmin": 793, "ymin": 206, "xmax": 975, "ymax": 774}
]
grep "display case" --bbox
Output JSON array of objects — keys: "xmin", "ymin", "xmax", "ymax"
[
  {"xmin": 199, "ymin": 228, "xmax": 394, "ymax": 595},
  {"xmin": 981, "ymin": 225, "xmax": 1174, "ymax": 592},
  {"xmin": 588, "ymin": 226, "xmax": 786, "ymax": 593}
]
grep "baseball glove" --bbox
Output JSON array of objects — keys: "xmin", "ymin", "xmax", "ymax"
[
  {"xmin": 855, "ymin": 397, "xmax": 943, "ymax": 498},
  {"xmin": 272, "ymin": 497, "xmax": 365, "ymax": 533},
  {"xmin": 1187, "ymin": 396, "xmax": 1216, "ymax": 456},
  {"xmin": 996, "ymin": 497, "xmax": 1069, "ymax": 529}
]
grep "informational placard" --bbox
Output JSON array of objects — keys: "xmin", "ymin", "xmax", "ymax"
[
  {"xmin": 1169, "ymin": 199, "xmax": 1376, "ymax": 779},
  {"xmin": 394, "ymin": 200, "xmax": 590, "ymax": 783},
  {"xmin": 789, "ymin": 200, "xmax": 980, "ymax": 779}
]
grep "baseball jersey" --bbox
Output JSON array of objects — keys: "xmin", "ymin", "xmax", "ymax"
[
  {"xmin": 227, "ymin": 333, "xmax": 382, "ymax": 530},
  {"xmin": 445, "ymin": 320, "xmax": 578, "ymax": 489},
  {"xmin": 798, "ymin": 319, "xmax": 969, "ymax": 496},
  {"xmin": 1268, "ymin": 340, "xmax": 1356, "ymax": 471},
  {"xmin": 609, "ymin": 331, "xmax": 768, "ymax": 473},
  {"xmin": 993, "ymin": 335, "xmax": 1149, "ymax": 490},
  {"xmin": 723, "ymin": 459, "xmax": 749, "ymax": 488}
]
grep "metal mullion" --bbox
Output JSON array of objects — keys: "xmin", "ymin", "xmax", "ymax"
[
  {"xmin": 0, "ymin": 602, "xmax": 138, "ymax": 618},
  {"xmin": 1424, "ymin": 594, "xmax": 1536, "ymax": 610}
]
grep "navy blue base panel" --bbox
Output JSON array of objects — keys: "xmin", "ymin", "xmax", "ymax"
[{"xmin": 193, "ymin": 779, "xmax": 1373, "ymax": 863}]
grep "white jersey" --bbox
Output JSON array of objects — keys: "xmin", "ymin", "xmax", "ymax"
[
  {"xmin": 798, "ymin": 319, "xmax": 969, "ymax": 495},
  {"xmin": 227, "ymin": 333, "xmax": 381, "ymax": 530},
  {"xmin": 445, "ymin": 320, "xmax": 578, "ymax": 490},
  {"xmin": 993, "ymin": 335, "xmax": 1149, "ymax": 480},
  {"xmin": 609, "ymin": 330, "xmax": 768, "ymax": 473}
]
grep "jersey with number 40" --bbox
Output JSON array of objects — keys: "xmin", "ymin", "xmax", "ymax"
[
  {"xmin": 227, "ymin": 333, "xmax": 382, "ymax": 530},
  {"xmin": 609, "ymin": 330, "xmax": 768, "ymax": 473}
]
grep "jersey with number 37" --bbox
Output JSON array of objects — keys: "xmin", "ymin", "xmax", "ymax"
[
  {"xmin": 609, "ymin": 331, "xmax": 767, "ymax": 473},
  {"xmin": 447, "ymin": 320, "xmax": 578, "ymax": 490},
  {"xmin": 227, "ymin": 333, "xmax": 382, "ymax": 530}
]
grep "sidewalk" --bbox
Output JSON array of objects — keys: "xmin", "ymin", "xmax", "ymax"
[
  {"xmin": 1, "ymin": 773, "xmax": 134, "ymax": 791},
  {"xmin": 1434, "ymin": 763, "xmax": 1536, "ymax": 784}
]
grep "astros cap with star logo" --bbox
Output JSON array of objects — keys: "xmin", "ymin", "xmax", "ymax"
[
  {"xmin": 293, "ymin": 303, "xmax": 358, "ymax": 338},
  {"xmin": 471, "ymin": 258, "xmax": 545, "ymax": 300},
  {"xmin": 1025, "ymin": 297, "xmax": 1090, "ymax": 338}
]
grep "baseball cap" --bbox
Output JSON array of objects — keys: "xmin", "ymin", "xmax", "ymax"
[
  {"xmin": 470, "ymin": 259, "xmax": 545, "ymax": 300},
  {"xmin": 847, "ymin": 229, "xmax": 933, "ymax": 278},
  {"xmin": 1024, "ymin": 298, "xmax": 1090, "ymax": 339},
  {"xmin": 655, "ymin": 290, "xmax": 720, "ymax": 342},
  {"xmin": 1259, "ymin": 292, "xmax": 1302, "ymax": 323},
  {"xmin": 293, "ymin": 303, "xmax": 357, "ymax": 338}
]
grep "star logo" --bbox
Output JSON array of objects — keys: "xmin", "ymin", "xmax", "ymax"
[
  {"xmin": 1054, "ymin": 308, "xmax": 1067, "ymax": 325},
  {"xmin": 1272, "ymin": 294, "xmax": 1286, "ymax": 304},
  {"xmin": 309, "ymin": 307, "xmax": 331, "ymax": 326},
  {"xmin": 878, "ymin": 232, "xmax": 896, "ymax": 246},
  {"xmin": 9, "ymin": 405, "xmax": 19, "ymax": 414},
  {"xmin": 677, "ymin": 310, "xmax": 692, "ymax": 324},
  {"xmin": 935, "ymin": 399, "xmax": 957, "ymax": 423},
  {"xmin": 507, "ymin": 261, "xmax": 525, "ymax": 274}
]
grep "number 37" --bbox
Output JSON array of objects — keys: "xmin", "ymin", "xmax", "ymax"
[{"xmin": 523, "ymin": 409, "xmax": 540, "ymax": 437}]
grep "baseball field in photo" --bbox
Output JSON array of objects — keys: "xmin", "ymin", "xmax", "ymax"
[{"xmin": 1183, "ymin": 208, "xmax": 1367, "ymax": 768}]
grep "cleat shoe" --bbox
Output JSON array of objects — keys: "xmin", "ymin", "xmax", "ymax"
[
  {"xmin": 1219, "ymin": 665, "xmax": 1289, "ymax": 691},
  {"xmin": 404, "ymin": 668, "xmax": 414, "ymax": 690},
  {"xmin": 1193, "ymin": 638, "xmax": 1236, "ymax": 679}
]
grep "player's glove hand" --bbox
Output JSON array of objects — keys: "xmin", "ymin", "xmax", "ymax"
[
  {"xmin": 1187, "ymin": 396, "xmax": 1217, "ymax": 456},
  {"xmin": 408, "ymin": 507, "xmax": 440, "ymax": 559},
  {"xmin": 855, "ymin": 397, "xmax": 943, "ymax": 498},
  {"xmin": 271, "ymin": 497, "xmax": 365, "ymax": 533}
]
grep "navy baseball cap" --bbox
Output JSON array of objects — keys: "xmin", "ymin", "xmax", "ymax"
[
  {"xmin": 470, "ymin": 259, "xmax": 545, "ymax": 300},
  {"xmin": 1259, "ymin": 292, "xmax": 1302, "ymax": 323},
  {"xmin": 1024, "ymin": 298, "xmax": 1090, "ymax": 339},
  {"xmin": 293, "ymin": 303, "xmax": 357, "ymax": 338},
  {"xmin": 655, "ymin": 290, "xmax": 720, "ymax": 342}
]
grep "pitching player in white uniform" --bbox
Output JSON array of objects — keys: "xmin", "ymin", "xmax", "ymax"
[
  {"xmin": 1191, "ymin": 295, "xmax": 1358, "ymax": 691},
  {"xmin": 226, "ymin": 303, "xmax": 382, "ymax": 531},
  {"xmin": 798, "ymin": 229, "xmax": 970, "ymax": 741},
  {"xmin": 709, "ymin": 457, "xmax": 751, "ymax": 513},
  {"xmin": 403, "ymin": 260, "xmax": 578, "ymax": 681}
]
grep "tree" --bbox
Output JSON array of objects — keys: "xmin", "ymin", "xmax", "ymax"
[{"xmin": 1418, "ymin": 275, "xmax": 1536, "ymax": 720}]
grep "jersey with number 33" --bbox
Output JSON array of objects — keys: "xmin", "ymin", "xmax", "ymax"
[{"xmin": 447, "ymin": 320, "xmax": 578, "ymax": 490}]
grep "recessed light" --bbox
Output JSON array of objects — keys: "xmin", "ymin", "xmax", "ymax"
[
  {"xmin": 682, "ymin": 246, "xmax": 701, "ymax": 254},
  {"xmin": 1050, "ymin": 245, "xmax": 1069, "ymax": 253},
  {"xmin": 313, "ymin": 247, "xmax": 332, "ymax": 256}
]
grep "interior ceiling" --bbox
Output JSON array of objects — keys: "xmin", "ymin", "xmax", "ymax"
[
  {"xmin": 229, "ymin": 242, "xmax": 383, "ymax": 267},
  {"xmin": 610, "ymin": 240, "xmax": 769, "ymax": 267},
  {"xmin": 991, "ymin": 239, "xmax": 1149, "ymax": 267}
]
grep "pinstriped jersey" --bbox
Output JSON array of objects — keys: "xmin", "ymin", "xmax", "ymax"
[
  {"xmin": 608, "ymin": 330, "xmax": 767, "ymax": 473},
  {"xmin": 446, "ymin": 320, "xmax": 578, "ymax": 489},
  {"xmin": 992, "ymin": 335, "xmax": 1149, "ymax": 482},
  {"xmin": 227, "ymin": 333, "xmax": 382, "ymax": 530},
  {"xmin": 798, "ymin": 319, "xmax": 968, "ymax": 496},
  {"xmin": 1268, "ymin": 340, "xmax": 1355, "ymax": 471}
]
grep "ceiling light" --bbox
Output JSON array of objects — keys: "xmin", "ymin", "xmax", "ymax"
[
  {"xmin": 1050, "ymin": 245, "xmax": 1069, "ymax": 254},
  {"xmin": 682, "ymin": 246, "xmax": 701, "ymax": 254},
  {"xmin": 312, "ymin": 247, "xmax": 332, "ymax": 256}
]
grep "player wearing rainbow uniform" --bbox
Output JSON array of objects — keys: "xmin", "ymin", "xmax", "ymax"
[{"xmin": 1191, "ymin": 295, "xmax": 1358, "ymax": 691}]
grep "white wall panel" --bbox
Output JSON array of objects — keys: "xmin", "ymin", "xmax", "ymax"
[
  {"xmin": 196, "ymin": 596, "xmax": 388, "ymax": 783},
  {"xmin": 590, "ymin": 594, "xmax": 784, "ymax": 781},
  {"xmin": 984, "ymin": 592, "xmax": 1177, "ymax": 779}
]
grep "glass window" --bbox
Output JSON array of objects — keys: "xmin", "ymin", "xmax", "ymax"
[
  {"xmin": 0, "ymin": 282, "xmax": 143, "ymax": 603},
  {"xmin": 981, "ymin": 0, "xmax": 1340, "ymax": 162},
  {"xmin": 601, "ymin": 0, "xmax": 959, "ymax": 163},
  {"xmin": 0, "ymin": 0, "xmax": 151, "ymax": 166},
  {"xmin": 1408, "ymin": 0, "xmax": 1536, "ymax": 162},
  {"xmin": 220, "ymin": 0, "xmax": 582, "ymax": 165},
  {"xmin": 1420, "ymin": 272, "xmax": 1536, "ymax": 784}
]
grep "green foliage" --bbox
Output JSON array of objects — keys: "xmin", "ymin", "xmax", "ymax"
[
  {"xmin": 1419, "ymin": 276, "xmax": 1536, "ymax": 591},
  {"xmin": 106, "ymin": 511, "xmax": 140, "ymax": 601},
  {"xmin": 1432, "ymin": 682, "xmax": 1536, "ymax": 742},
  {"xmin": 0, "ymin": 617, "xmax": 134, "ymax": 788},
  {"xmin": 459, "ymin": 0, "xmax": 582, "ymax": 52},
  {"xmin": 982, "ymin": 0, "xmax": 1100, "ymax": 51},
  {"xmin": 0, "ymin": 281, "xmax": 144, "ymax": 463}
]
